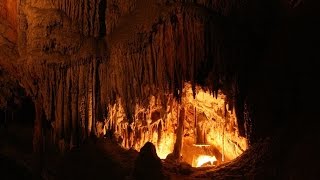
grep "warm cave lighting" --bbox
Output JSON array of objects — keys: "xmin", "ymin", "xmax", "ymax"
[
  {"xmin": 193, "ymin": 155, "xmax": 217, "ymax": 167},
  {"xmin": 104, "ymin": 82, "xmax": 248, "ymax": 168},
  {"xmin": 193, "ymin": 144, "xmax": 211, "ymax": 147}
]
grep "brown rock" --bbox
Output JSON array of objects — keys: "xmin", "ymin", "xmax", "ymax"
[{"xmin": 133, "ymin": 142, "xmax": 164, "ymax": 180}]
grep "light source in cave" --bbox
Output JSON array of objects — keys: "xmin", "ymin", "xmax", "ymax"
[
  {"xmin": 191, "ymin": 107, "xmax": 218, "ymax": 167},
  {"xmin": 193, "ymin": 155, "xmax": 217, "ymax": 167},
  {"xmin": 103, "ymin": 83, "xmax": 248, "ymax": 167}
]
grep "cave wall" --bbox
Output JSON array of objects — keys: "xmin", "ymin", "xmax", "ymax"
[
  {"xmin": 0, "ymin": 0, "xmax": 21, "ymax": 112},
  {"xmin": 0, "ymin": 0, "xmax": 257, "ymax": 151},
  {"xmin": 0, "ymin": 0, "xmax": 18, "ymax": 29},
  {"xmin": 0, "ymin": 69, "xmax": 24, "ymax": 110},
  {"xmin": 18, "ymin": 0, "xmax": 246, "ymax": 151},
  {"xmin": 103, "ymin": 3, "xmax": 230, "ymax": 120},
  {"xmin": 182, "ymin": 84, "xmax": 247, "ymax": 161},
  {"xmin": 107, "ymin": 0, "xmax": 136, "ymax": 35},
  {"xmin": 0, "ymin": 0, "xmax": 18, "ymax": 43},
  {"xmin": 104, "ymin": 94, "xmax": 177, "ymax": 159},
  {"xmin": 0, "ymin": 0, "xmax": 317, "ymax": 158},
  {"xmin": 103, "ymin": 83, "xmax": 247, "ymax": 164},
  {"xmin": 21, "ymin": 0, "xmax": 105, "ymax": 37}
]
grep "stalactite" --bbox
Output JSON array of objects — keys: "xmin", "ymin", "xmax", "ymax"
[
  {"xmin": 12, "ymin": 0, "xmax": 252, "ymax": 155},
  {"xmin": 33, "ymin": 99, "xmax": 43, "ymax": 153},
  {"xmin": 56, "ymin": 70, "xmax": 64, "ymax": 145},
  {"xmin": 71, "ymin": 71, "xmax": 79, "ymax": 148},
  {"xmin": 105, "ymin": 4, "xmax": 229, "ymax": 121},
  {"xmin": 106, "ymin": 0, "xmax": 137, "ymax": 35},
  {"xmin": 87, "ymin": 61, "xmax": 93, "ymax": 136},
  {"xmin": 50, "ymin": 0, "xmax": 102, "ymax": 37},
  {"xmin": 159, "ymin": 0, "xmax": 248, "ymax": 16},
  {"xmin": 63, "ymin": 68, "xmax": 71, "ymax": 147},
  {"xmin": 244, "ymin": 98, "xmax": 253, "ymax": 145}
]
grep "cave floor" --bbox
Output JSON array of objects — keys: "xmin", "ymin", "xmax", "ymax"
[
  {"xmin": 0, "ymin": 122, "xmax": 216, "ymax": 180},
  {"xmin": 1, "ymin": 122, "xmax": 318, "ymax": 180},
  {"xmin": 0, "ymin": 122, "xmax": 137, "ymax": 179}
]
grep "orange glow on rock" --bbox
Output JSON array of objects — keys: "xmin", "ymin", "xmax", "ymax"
[
  {"xmin": 193, "ymin": 155, "xmax": 217, "ymax": 167},
  {"xmin": 183, "ymin": 83, "xmax": 248, "ymax": 162},
  {"xmin": 103, "ymin": 82, "xmax": 248, "ymax": 165}
]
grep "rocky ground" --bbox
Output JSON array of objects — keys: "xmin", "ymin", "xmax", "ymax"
[
  {"xmin": 1, "ymin": 116, "xmax": 320, "ymax": 180},
  {"xmin": 0, "ymin": 122, "xmax": 202, "ymax": 180}
]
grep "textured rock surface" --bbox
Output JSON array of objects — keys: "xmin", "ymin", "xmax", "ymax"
[
  {"xmin": 15, "ymin": 0, "xmax": 249, "ymax": 152},
  {"xmin": 0, "ymin": 0, "xmax": 319, "ymax": 179},
  {"xmin": 133, "ymin": 142, "xmax": 164, "ymax": 179},
  {"xmin": 0, "ymin": 0, "xmax": 306, "ymax": 148},
  {"xmin": 104, "ymin": 83, "xmax": 247, "ymax": 164}
]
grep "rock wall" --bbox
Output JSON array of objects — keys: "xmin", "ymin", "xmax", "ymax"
[
  {"xmin": 1, "ymin": 0, "xmax": 312, "ymax": 154},
  {"xmin": 4, "ymin": 0, "xmax": 249, "ymax": 152},
  {"xmin": 107, "ymin": 0, "xmax": 136, "ymax": 35},
  {"xmin": 105, "ymin": 95, "xmax": 177, "ymax": 159},
  {"xmin": 0, "ymin": 0, "xmax": 18, "ymax": 29},
  {"xmin": 103, "ymin": 83, "xmax": 248, "ymax": 165},
  {"xmin": 103, "ymin": 3, "xmax": 234, "ymax": 120},
  {"xmin": 163, "ymin": 0, "xmax": 248, "ymax": 15},
  {"xmin": 0, "ymin": 0, "xmax": 18, "ymax": 43},
  {"xmin": 22, "ymin": 0, "xmax": 106, "ymax": 37},
  {"xmin": 0, "ymin": 0, "xmax": 20, "ymax": 111}
]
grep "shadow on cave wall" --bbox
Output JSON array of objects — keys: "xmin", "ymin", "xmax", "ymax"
[
  {"xmin": 0, "ymin": 95, "xmax": 35, "ymax": 129},
  {"xmin": 0, "ymin": 154, "xmax": 35, "ymax": 180}
]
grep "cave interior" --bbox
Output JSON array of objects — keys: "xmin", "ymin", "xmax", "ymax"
[{"xmin": 0, "ymin": 0, "xmax": 319, "ymax": 179}]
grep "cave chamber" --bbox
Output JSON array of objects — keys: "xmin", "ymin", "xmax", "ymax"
[{"xmin": 0, "ymin": 0, "xmax": 319, "ymax": 179}]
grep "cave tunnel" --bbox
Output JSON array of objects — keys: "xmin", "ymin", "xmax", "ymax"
[{"xmin": 0, "ymin": 0, "xmax": 319, "ymax": 179}]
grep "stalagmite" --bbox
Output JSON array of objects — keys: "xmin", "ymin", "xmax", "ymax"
[{"xmin": 173, "ymin": 107, "xmax": 185, "ymax": 160}]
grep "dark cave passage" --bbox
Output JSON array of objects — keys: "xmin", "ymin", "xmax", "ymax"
[
  {"xmin": 0, "ymin": 95, "xmax": 35, "ymax": 132},
  {"xmin": 0, "ymin": 154, "xmax": 35, "ymax": 180},
  {"xmin": 10, "ymin": 97, "xmax": 35, "ymax": 125}
]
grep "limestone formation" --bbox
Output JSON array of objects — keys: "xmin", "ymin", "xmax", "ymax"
[
  {"xmin": 133, "ymin": 142, "xmax": 164, "ymax": 180},
  {"xmin": 0, "ymin": 1, "xmax": 317, "ymax": 179}
]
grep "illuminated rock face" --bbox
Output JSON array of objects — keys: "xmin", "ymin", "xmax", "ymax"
[
  {"xmin": 0, "ymin": 0, "xmax": 18, "ymax": 43},
  {"xmin": 105, "ymin": 94, "xmax": 178, "ymax": 159},
  {"xmin": 0, "ymin": 0, "xmax": 17, "ymax": 28},
  {"xmin": 182, "ymin": 83, "xmax": 247, "ymax": 163},
  {"xmin": 0, "ymin": 0, "xmax": 312, "ymax": 167},
  {"xmin": 1, "ymin": 0, "xmax": 254, "ymax": 153},
  {"xmin": 0, "ymin": 0, "xmax": 318, "ymax": 179},
  {"xmin": 104, "ymin": 83, "xmax": 247, "ymax": 166}
]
